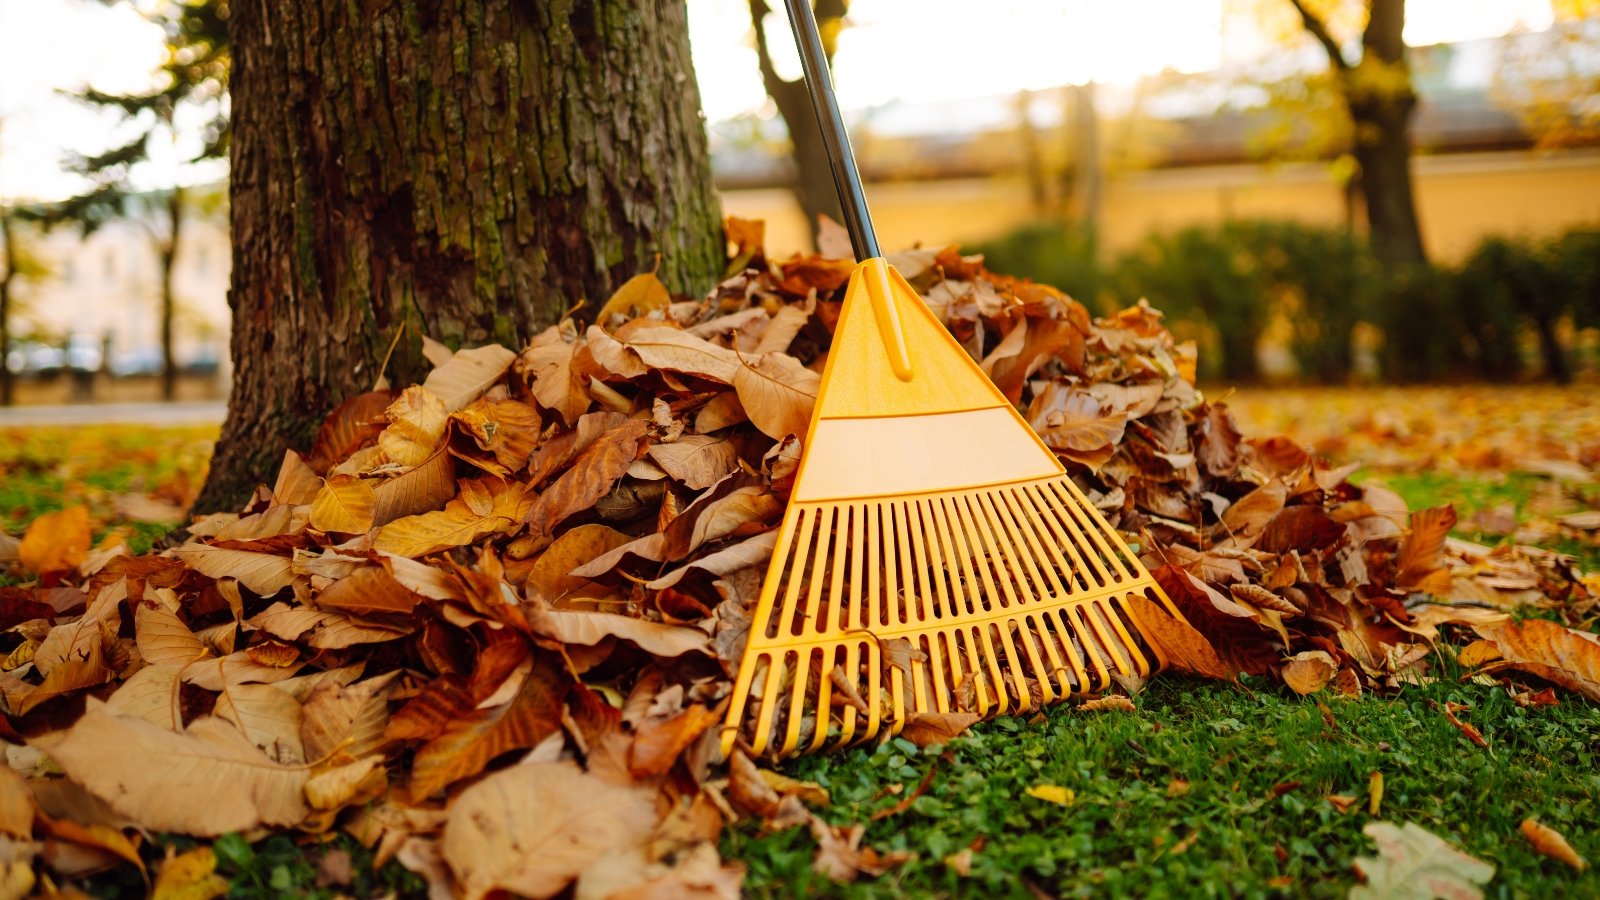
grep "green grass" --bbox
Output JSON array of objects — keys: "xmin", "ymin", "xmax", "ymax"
[
  {"xmin": 730, "ymin": 467, "xmax": 1600, "ymax": 897},
  {"xmin": 5, "ymin": 427, "xmax": 1596, "ymax": 897},
  {"xmin": 729, "ymin": 674, "xmax": 1600, "ymax": 898},
  {"xmin": 1363, "ymin": 470, "xmax": 1600, "ymax": 572},
  {"xmin": 0, "ymin": 424, "xmax": 216, "ymax": 561}
]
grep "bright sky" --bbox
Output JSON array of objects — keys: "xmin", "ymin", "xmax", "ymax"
[{"xmin": 0, "ymin": 0, "xmax": 1559, "ymax": 203}]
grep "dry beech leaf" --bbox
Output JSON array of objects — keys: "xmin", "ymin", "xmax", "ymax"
[
  {"xmin": 0, "ymin": 766, "xmax": 33, "ymax": 839},
  {"xmin": 526, "ymin": 524, "xmax": 633, "ymax": 601},
  {"xmin": 104, "ymin": 664, "xmax": 182, "ymax": 729},
  {"xmin": 310, "ymin": 475, "xmax": 377, "ymax": 534},
  {"xmin": 1350, "ymin": 821, "xmax": 1493, "ymax": 900},
  {"xmin": 755, "ymin": 294, "xmax": 815, "ymax": 355},
  {"xmin": 900, "ymin": 711, "xmax": 980, "ymax": 747},
  {"xmin": 422, "ymin": 344, "xmax": 518, "ymax": 412},
  {"xmin": 1282, "ymin": 650, "xmax": 1339, "ymax": 696},
  {"xmin": 1124, "ymin": 593, "xmax": 1234, "ymax": 680},
  {"xmin": 309, "ymin": 390, "xmax": 393, "ymax": 471},
  {"xmin": 370, "ymin": 445, "xmax": 457, "ymax": 526},
  {"xmin": 305, "ymin": 754, "xmax": 386, "ymax": 812},
  {"xmin": 1476, "ymin": 618, "xmax": 1600, "ymax": 701},
  {"xmin": 1078, "ymin": 696, "xmax": 1136, "ymax": 713},
  {"xmin": 379, "ymin": 386, "xmax": 451, "ymax": 467},
  {"xmin": 152, "ymin": 846, "xmax": 229, "ymax": 900},
  {"xmin": 648, "ymin": 434, "xmax": 741, "ymax": 490},
  {"xmin": 301, "ymin": 673, "xmax": 397, "ymax": 761},
  {"xmin": 1520, "ymin": 817, "xmax": 1587, "ymax": 870},
  {"xmin": 315, "ymin": 566, "xmax": 423, "ymax": 618},
  {"xmin": 598, "ymin": 271, "xmax": 672, "ymax": 322},
  {"xmin": 629, "ymin": 703, "xmax": 723, "ymax": 778},
  {"xmin": 33, "ymin": 581, "xmax": 124, "ymax": 675},
  {"xmin": 19, "ymin": 506, "xmax": 91, "ymax": 574},
  {"xmin": 441, "ymin": 760, "xmax": 656, "ymax": 900},
  {"xmin": 248, "ymin": 602, "xmax": 411, "ymax": 650},
  {"xmin": 408, "ymin": 653, "xmax": 568, "ymax": 800},
  {"xmin": 623, "ymin": 326, "xmax": 744, "ymax": 383},
  {"xmin": 518, "ymin": 331, "xmax": 590, "ymax": 425},
  {"xmin": 522, "ymin": 418, "xmax": 651, "ymax": 541},
  {"xmin": 646, "ymin": 530, "xmax": 777, "ymax": 591},
  {"xmin": 182, "ymin": 650, "xmax": 305, "ymax": 692},
  {"xmin": 733, "ymin": 352, "xmax": 819, "ymax": 441},
  {"xmin": 272, "ymin": 450, "xmax": 323, "ymax": 507},
  {"xmin": 1396, "ymin": 505, "xmax": 1458, "ymax": 592},
  {"xmin": 42, "ymin": 703, "xmax": 310, "ymax": 836},
  {"xmin": 532, "ymin": 608, "xmax": 711, "ymax": 658},
  {"xmin": 173, "ymin": 545, "xmax": 295, "ymax": 597},
  {"xmin": 213, "ymin": 682, "xmax": 305, "ymax": 764},
  {"xmin": 135, "ymin": 603, "xmax": 210, "ymax": 668},
  {"xmin": 374, "ymin": 503, "xmax": 511, "ymax": 559}
]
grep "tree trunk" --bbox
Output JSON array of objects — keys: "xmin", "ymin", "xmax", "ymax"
[
  {"xmin": 1289, "ymin": 0, "xmax": 1428, "ymax": 274},
  {"xmin": 195, "ymin": 0, "xmax": 724, "ymax": 513},
  {"xmin": 1069, "ymin": 82, "xmax": 1101, "ymax": 234},
  {"xmin": 1346, "ymin": 86, "xmax": 1425, "ymax": 273},
  {"xmin": 158, "ymin": 187, "xmax": 183, "ymax": 402},
  {"xmin": 1532, "ymin": 316, "xmax": 1571, "ymax": 383},
  {"xmin": 0, "ymin": 207, "xmax": 14, "ymax": 407},
  {"xmin": 1015, "ymin": 91, "xmax": 1048, "ymax": 216},
  {"xmin": 1347, "ymin": 0, "xmax": 1426, "ymax": 273}
]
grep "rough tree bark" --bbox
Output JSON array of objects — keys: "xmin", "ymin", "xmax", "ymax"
[
  {"xmin": 749, "ymin": 0, "xmax": 846, "ymax": 248},
  {"xmin": 1289, "ymin": 0, "xmax": 1428, "ymax": 273},
  {"xmin": 195, "ymin": 0, "xmax": 724, "ymax": 513}
]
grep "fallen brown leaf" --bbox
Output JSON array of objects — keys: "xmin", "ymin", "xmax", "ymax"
[
  {"xmin": 441, "ymin": 760, "xmax": 655, "ymax": 900},
  {"xmin": 1520, "ymin": 817, "xmax": 1587, "ymax": 870}
]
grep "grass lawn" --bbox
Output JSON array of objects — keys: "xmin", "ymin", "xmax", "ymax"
[{"xmin": 4, "ymin": 395, "xmax": 1597, "ymax": 897}]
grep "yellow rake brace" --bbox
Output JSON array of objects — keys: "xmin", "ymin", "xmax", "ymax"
[{"xmin": 720, "ymin": 2, "xmax": 1184, "ymax": 758}]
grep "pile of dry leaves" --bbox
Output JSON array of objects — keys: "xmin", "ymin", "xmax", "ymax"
[{"xmin": 1, "ymin": 218, "xmax": 1597, "ymax": 898}]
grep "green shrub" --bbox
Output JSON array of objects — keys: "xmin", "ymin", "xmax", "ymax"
[
  {"xmin": 967, "ymin": 222, "xmax": 1104, "ymax": 307},
  {"xmin": 1113, "ymin": 223, "xmax": 1269, "ymax": 381},
  {"xmin": 973, "ymin": 219, "xmax": 1600, "ymax": 384}
]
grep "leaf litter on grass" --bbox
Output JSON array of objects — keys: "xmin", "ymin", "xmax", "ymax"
[{"xmin": 0, "ymin": 219, "xmax": 1597, "ymax": 897}]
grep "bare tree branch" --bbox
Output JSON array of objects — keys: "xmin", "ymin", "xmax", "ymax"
[
  {"xmin": 1287, "ymin": 0, "xmax": 1349, "ymax": 69},
  {"xmin": 747, "ymin": 0, "xmax": 790, "ymax": 94}
]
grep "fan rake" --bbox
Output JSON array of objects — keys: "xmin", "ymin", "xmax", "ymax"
[{"xmin": 720, "ymin": 1, "xmax": 1184, "ymax": 759}]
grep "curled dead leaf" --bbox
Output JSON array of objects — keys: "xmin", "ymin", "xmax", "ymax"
[{"xmin": 1520, "ymin": 817, "xmax": 1587, "ymax": 870}]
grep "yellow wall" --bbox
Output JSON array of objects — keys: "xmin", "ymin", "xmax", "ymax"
[{"xmin": 720, "ymin": 149, "xmax": 1600, "ymax": 262}]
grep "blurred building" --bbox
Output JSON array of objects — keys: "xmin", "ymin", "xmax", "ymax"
[
  {"xmin": 714, "ymin": 30, "xmax": 1600, "ymax": 260},
  {"xmin": 11, "ymin": 192, "xmax": 230, "ymax": 381}
]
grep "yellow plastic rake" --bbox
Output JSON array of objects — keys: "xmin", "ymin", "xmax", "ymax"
[{"xmin": 721, "ymin": 1, "xmax": 1184, "ymax": 759}]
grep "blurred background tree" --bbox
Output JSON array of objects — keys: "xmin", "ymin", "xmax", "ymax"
[
  {"xmin": 42, "ymin": 0, "xmax": 230, "ymax": 401},
  {"xmin": 1493, "ymin": 0, "xmax": 1600, "ymax": 148},
  {"xmin": 0, "ymin": 128, "xmax": 54, "ymax": 407},
  {"xmin": 747, "ymin": 0, "xmax": 850, "ymax": 248},
  {"xmin": 1277, "ymin": 0, "xmax": 1428, "ymax": 274}
]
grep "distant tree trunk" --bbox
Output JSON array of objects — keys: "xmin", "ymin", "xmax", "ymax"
[
  {"xmin": 1015, "ymin": 90, "xmax": 1049, "ymax": 215},
  {"xmin": 1532, "ymin": 317, "xmax": 1571, "ymax": 384},
  {"xmin": 1069, "ymin": 82, "xmax": 1102, "ymax": 234},
  {"xmin": 0, "ymin": 207, "xmax": 14, "ymax": 407},
  {"xmin": 1289, "ymin": 0, "xmax": 1428, "ymax": 274},
  {"xmin": 195, "ymin": 0, "xmax": 724, "ymax": 513},
  {"xmin": 157, "ymin": 187, "xmax": 184, "ymax": 402},
  {"xmin": 749, "ymin": 0, "xmax": 846, "ymax": 249}
]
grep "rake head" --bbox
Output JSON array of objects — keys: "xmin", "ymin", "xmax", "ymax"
[{"xmin": 721, "ymin": 259, "xmax": 1182, "ymax": 758}]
